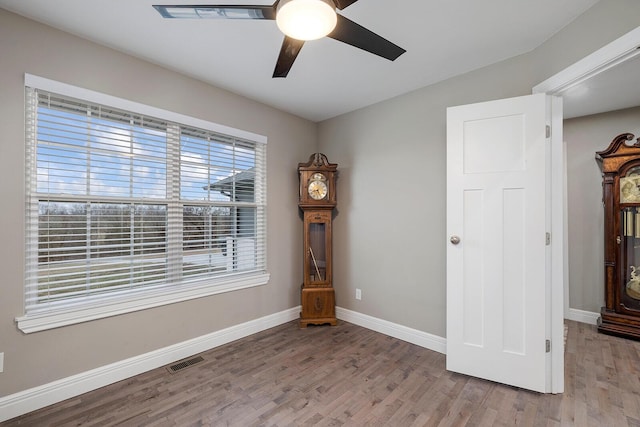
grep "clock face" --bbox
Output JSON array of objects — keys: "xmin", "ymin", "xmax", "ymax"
[{"xmin": 308, "ymin": 179, "xmax": 328, "ymax": 200}]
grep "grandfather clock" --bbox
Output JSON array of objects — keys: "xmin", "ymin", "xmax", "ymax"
[
  {"xmin": 597, "ymin": 133, "xmax": 640, "ymax": 340},
  {"xmin": 298, "ymin": 153, "xmax": 338, "ymax": 327}
]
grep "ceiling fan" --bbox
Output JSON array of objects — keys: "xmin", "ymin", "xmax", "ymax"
[{"xmin": 153, "ymin": 0, "xmax": 406, "ymax": 78}]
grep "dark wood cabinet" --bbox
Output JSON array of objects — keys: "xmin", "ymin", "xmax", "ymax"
[
  {"xmin": 298, "ymin": 153, "xmax": 338, "ymax": 327},
  {"xmin": 597, "ymin": 133, "xmax": 640, "ymax": 340}
]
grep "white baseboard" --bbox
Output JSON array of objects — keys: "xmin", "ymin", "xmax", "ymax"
[
  {"xmin": 336, "ymin": 307, "xmax": 447, "ymax": 354},
  {"xmin": 566, "ymin": 308, "xmax": 600, "ymax": 325},
  {"xmin": 0, "ymin": 306, "xmax": 300, "ymax": 423}
]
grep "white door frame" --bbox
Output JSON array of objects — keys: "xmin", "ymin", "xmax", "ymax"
[
  {"xmin": 533, "ymin": 25, "xmax": 640, "ymax": 393},
  {"xmin": 533, "ymin": 26, "xmax": 640, "ymax": 97},
  {"xmin": 548, "ymin": 95, "xmax": 564, "ymax": 393}
]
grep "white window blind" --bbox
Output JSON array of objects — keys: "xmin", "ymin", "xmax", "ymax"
[{"xmin": 22, "ymin": 79, "xmax": 267, "ymax": 328}]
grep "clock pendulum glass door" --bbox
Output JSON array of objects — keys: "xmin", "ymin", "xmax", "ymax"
[
  {"xmin": 303, "ymin": 210, "xmax": 331, "ymax": 286},
  {"xmin": 620, "ymin": 167, "xmax": 640, "ymax": 307},
  {"xmin": 309, "ymin": 222, "xmax": 326, "ymax": 282}
]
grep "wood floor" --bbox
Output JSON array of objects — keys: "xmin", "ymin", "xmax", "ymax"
[{"xmin": 3, "ymin": 319, "xmax": 640, "ymax": 426}]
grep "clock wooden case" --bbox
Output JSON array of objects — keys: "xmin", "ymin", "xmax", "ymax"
[
  {"xmin": 597, "ymin": 133, "xmax": 640, "ymax": 340},
  {"xmin": 298, "ymin": 153, "xmax": 338, "ymax": 327}
]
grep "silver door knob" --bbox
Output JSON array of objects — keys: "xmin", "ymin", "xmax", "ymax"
[{"xmin": 450, "ymin": 235, "xmax": 461, "ymax": 245}]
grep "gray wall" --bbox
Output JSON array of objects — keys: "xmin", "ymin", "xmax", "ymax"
[
  {"xmin": 0, "ymin": 9, "xmax": 316, "ymax": 396},
  {"xmin": 318, "ymin": 0, "xmax": 640, "ymax": 337},
  {"xmin": 564, "ymin": 107, "xmax": 640, "ymax": 312}
]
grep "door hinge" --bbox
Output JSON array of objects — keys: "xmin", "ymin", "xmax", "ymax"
[
  {"xmin": 546, "ymin": 125, "xmax": 551, "ymax": 138},
  {"xmin": 546, "ymin": 232, "xmax": 551, "ymax": 245},
  {"xmin": 546, "ymin": 339, "xmax": 551, "ymax": 353}
]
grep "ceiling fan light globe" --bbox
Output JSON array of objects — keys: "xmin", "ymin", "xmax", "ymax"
[{"xmin": 276, "ymin": 0, "xmax": 337, "ymax": 41}]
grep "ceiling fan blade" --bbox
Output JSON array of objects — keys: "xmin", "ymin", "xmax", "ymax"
[
  {"xmin": 327, "ymin": 14, "xmax": 405, "ymax": 61},
  {"xmin": 333, "ymin": 0, "xmax": 360, "ymax": 10},
  {"xmin": 273, "ymin": 37, "xmax": 306, "ymax": 78},
  {"xmin": 153, "ymin": 5, "xmax": 276, "ymax": 20}
]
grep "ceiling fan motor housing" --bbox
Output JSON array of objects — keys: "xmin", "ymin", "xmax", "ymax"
[{"xmin": 276, "ymin": 0, "xmax": 337, "ymax": 41}]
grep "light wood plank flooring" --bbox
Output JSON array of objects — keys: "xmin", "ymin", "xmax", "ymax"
[{"xmin": 3, "ymin": 320, "xmax": 640, "ymax": 426}]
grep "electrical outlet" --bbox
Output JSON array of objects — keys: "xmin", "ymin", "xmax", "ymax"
[
  {"xmin": 0, "ymin": 352, "xmax": 4, "ymax": 373},
  {"xmin": 355, "ymin": 288, "xmax": 362, "ymax": 300}
]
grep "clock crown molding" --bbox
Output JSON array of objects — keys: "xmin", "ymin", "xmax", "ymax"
[
  {"xmin": 298, "ymin": 152, "xmax": 338, "ymax": 172},
  {"xmin": 597, "ymin": 133, "xmax": 639, "ymax": 158},
  {"xmin": 597, "ymin": 133, "xmax": 640, "ymax": 173}
]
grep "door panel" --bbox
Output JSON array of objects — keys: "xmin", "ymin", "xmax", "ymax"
[{"xmin": 462, "ymin": 189, "xmax": 484, "ymax": 347}]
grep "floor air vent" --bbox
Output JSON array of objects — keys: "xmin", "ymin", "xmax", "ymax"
[{"xmin": 167, "ymin": 356, "xmax": 204, "ymax": 373}]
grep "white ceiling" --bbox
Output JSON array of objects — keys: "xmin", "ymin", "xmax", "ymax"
[{"xmin": 1, "ymin": 0, "xmax": 603, "ymax": 122}]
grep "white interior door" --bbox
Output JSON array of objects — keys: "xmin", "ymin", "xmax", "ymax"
[{"xmin": 446, "ymin": 93, "xmax": 554, "ymax": 393}]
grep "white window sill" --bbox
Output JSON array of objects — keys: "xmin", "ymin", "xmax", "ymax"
[{"xmin": 16, "ymin": 272, "xmax": 270, "ymax": 334}]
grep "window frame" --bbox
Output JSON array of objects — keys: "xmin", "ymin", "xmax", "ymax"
[{"xmin": 17, "ymin": 74, "xmax": 269, "ymax": 333}]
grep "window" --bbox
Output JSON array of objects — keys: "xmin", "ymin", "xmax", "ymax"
[{"xmin": 18, "ymin": 75, "xmax": 268, "ymax": 333}]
